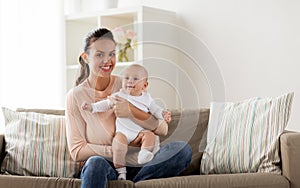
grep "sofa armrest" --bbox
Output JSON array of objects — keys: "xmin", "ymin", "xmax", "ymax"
[
  {"xmin": 280, "ymin": 131, "xmax": 300, "ymax": 188},
  {"xmin": 0, "ymin": 134, "xmax": 4, "ymax": 165}
]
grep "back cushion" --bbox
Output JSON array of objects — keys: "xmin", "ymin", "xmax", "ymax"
[
  {"xmin": 16, "ymin": 108, "xmax": 65, "ymax": 115},
  {"xmin": 1, "ymin": 107, "xmax": 80, "ymax": 178},
  {"xmin": 160, "ymin": 109, "xmax": 209, "ymax": 175}
]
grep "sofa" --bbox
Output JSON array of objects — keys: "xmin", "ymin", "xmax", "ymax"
[{"xmin": 0, "ymin": 107, "xmax": 300, "ymax": 188}]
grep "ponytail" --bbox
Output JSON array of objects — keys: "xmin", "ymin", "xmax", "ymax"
[{"xmin": 75, "ymin": 56, "xmax": 90, "ymax": 86}]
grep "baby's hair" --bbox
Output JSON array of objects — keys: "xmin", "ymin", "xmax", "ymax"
[{"xmin": 126, "ymin": 64, "xmax": 148, "ymax": 81}]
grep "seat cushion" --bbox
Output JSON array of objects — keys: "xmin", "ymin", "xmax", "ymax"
[
  {"xmin": 0, "ymin": 175, "xmax": 134, "ymax": 188},
  {"xmin": 135, "ymin": 173, "xmax": 289, "ymax": 188}
]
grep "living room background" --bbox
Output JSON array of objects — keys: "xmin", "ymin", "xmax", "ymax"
[
  {"xmin": 0, "ymin": 0, "xmax": 65, "ymax": 133},
  {"xmin": 0, "ymin": 0, "xmax": 299, "ymax": 133}
]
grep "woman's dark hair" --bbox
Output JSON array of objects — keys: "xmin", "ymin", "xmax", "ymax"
[{"xmin": 75, "ymin": 28, "xmax": 115, "ymax": 86}]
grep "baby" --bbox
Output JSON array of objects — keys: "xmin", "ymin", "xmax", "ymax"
[{"xmin": 81, "ymin": 64, "xmax": 171, "ymax": 180}]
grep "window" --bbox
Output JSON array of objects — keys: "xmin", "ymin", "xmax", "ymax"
[{"xmin": 0, "ymin": 0, "xmax": 65, "ymax": 133}]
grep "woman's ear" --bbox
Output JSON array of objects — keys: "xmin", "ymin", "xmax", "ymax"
[{"xmin": 81, "ymin": 52, "xmax": 88, "ymax": 63}]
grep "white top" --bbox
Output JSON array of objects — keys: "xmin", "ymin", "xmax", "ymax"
[
  {"xmin": 91, "ymin": 89, "xmax": 164, "ymax": 143},
  {"xmin": 92, "ymin": 89, "xmax": 164, "ymax": 119}
]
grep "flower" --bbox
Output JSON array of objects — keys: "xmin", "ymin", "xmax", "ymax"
[
  {"xmin": 112, "ymin": 27, "xmax": 137, "ymax": 62},
  {"xmin": 112, "ymin": 27, "xmax": 127, "ymax": 44}
]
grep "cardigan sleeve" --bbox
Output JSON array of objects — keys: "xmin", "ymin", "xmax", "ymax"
[{"xmin": 65, "ymin": 89, "xmax": 113, "ymax": 162}]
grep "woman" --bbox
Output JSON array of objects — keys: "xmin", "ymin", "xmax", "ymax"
[{"xmin": 65, "ymin": 28, "xmax": 192, "ymax": 188}]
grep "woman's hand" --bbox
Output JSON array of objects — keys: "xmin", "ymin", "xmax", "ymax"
[
  {"xmin": 111, "ymin": 95, "xmax": 158, "ymax": 131},
  {"xmin": 110, "ymin": 96, "xmax": 132, "ymax": 118}
]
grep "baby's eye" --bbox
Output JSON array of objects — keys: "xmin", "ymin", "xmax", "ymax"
[
  {"xmin": 124, "ymin": 77, "xmax": 129, "ymax": 80},
  {"xmin": 133, "ymin": 77, "xmax": 139, "ymax": 81}
]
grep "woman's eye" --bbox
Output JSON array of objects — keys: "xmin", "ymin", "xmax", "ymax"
[
  {"xmin": 96, "ymin": 53, "xmax": 104, "ymax": 57},
  {"xmin": 109, "ymin": 52, "xmax": 115, "ymax": 57},
  {"xmin": 124, "ymin": 77, "xmax": 129, "ymax": 80}
]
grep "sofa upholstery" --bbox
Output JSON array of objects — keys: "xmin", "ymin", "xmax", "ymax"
[{"xmin": 0, "ymin": 108, "xmax": 300, "ymax": 188}]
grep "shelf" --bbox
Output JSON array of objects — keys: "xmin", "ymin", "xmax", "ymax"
[
  {"xmin": 66, "ymin": 64, "xmax": 79, "ymax": 70},
  {"xmin": 116, "ymin": 61, "xmax": 136, "ymax": 67},
  {"xmin": 65, "ymin": 6, "xmax": 142, "ymax": 20},
  {"xmin": 66, "ymin": 62, "xmax": 135, "ymax": 70},
  {"xmin": 64, "ymin": 6, "xmax": 179, "ymax": 108}
]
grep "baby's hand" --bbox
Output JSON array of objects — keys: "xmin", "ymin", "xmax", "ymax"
[
  {"xmin": 81, "ymin": 102, "xmax": 92, "ymax": 112},
  {"xmin": 162, "ymin": 110, "xmax": 171, "ymax": 124}
]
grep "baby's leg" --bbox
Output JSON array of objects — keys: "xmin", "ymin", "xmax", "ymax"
[
  {"xmin": 141, "ymin": 131, "xmax": 156, "ymax": 151},
  {"xmin": 138, "ymin": 131, "xmax": 156, "ymax": 164},
  {"xmin": 112, "ymin": 132, "xmax": 128, "ymax": 180}
]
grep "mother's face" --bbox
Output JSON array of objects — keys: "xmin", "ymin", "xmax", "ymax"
[{"xmin": 84, "ymin": 38, "xmax": 116, "ymax": 78}]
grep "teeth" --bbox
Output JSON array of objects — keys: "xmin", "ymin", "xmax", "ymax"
[{"xmin": 101, "ymin": 66, "xmax": 110, "ymax": 70}]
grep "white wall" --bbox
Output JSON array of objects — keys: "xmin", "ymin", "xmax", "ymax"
[
  {"xmin": 1, "ymin": 0, "xmax": 298, "ymax": 131},
  {"xmin": 119, "ymin": 0, "xmax": 300, "ymax": 131},
  {"xmin": 0, "ymin": 0, "xmax": 65, "ymax": 133},
  {"xmin": 0, "ymin": 0, "xmax": 66, "ymax": 109}
]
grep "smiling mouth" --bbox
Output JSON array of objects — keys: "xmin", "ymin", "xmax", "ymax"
[{"xmin": 99, "ymin": 65, "xmax": 112, "ymax": 72}]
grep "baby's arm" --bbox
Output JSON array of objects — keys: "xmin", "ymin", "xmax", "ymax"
[
  {"xmin": 81, "ymin": 102, "xmax": 93, "ymax": 112},
  {"xmin": 148, "ymin": 101, "xmax": 164, "ymax": 120},
  {"xmin": 149, "ymin": 101, "xmax": 171, "ymax": 123},
  {"xmin": 81, "ymin": 99, "xmax": 113, "ymax": 113},
  {"xmin": 162, "ymin": 110, "xmax": 171, "ymax": 124},
  {"xmin": 148, "ymin": 101, "xmax": 171, "ymax": 136}
]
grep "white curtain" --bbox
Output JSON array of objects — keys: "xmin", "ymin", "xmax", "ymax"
[{"xmin": 0, "ymin": 0, "xmax": 65, "ymax": 132}]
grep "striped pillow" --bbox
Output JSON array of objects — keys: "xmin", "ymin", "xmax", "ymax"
[
  {"xmin": 1, "ymin": 107, "xmax": 81, "ymax": 177},
  {"xmin": 200, "ymin": 92, "xmax": 294, "ymax": 174}
]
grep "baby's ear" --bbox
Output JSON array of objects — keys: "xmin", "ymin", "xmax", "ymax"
[{"xmin": 144, "ymin": 81, "xmax": 148, "ymax": 88}]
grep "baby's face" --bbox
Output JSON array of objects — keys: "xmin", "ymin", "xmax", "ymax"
[{"xmin": 122, "ymin": 66, "xmax": 148, "ymax": 96}]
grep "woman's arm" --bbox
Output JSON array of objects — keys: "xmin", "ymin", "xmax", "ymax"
[
  {"xmin": 65, "ymin": 90, "xmax": 113, "ymax": 162},
  {"xmin": 112, "ymin": 96, "xmax": 168, "ymax": 135}
]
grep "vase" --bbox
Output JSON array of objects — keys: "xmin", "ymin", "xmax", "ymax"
[{"xmin": 118, "ymin": 49, "xmax": 129, "ymax": 62}]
